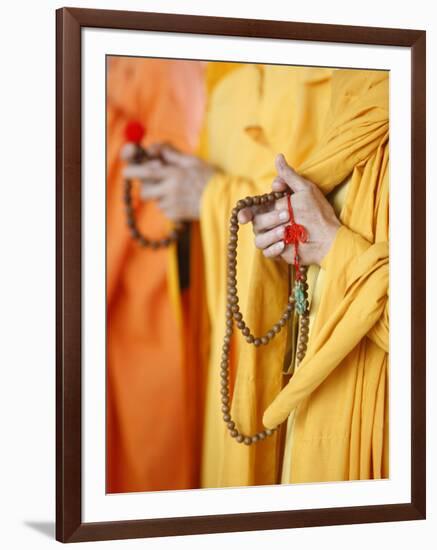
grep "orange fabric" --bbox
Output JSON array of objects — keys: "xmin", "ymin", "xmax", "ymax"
[{"xmin": 106, "ymin": 58, "xmax": 206, "ymax": 492}]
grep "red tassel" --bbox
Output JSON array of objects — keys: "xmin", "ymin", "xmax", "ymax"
[
  {"xmin": 284, "ymin": 194, "xmax": 307, "ymax": 280},
  {"xmin": 125, "ymin": 120, "xmax": 145, "ymax": 144}
]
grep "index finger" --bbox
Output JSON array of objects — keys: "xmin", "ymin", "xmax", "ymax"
[
  {"xmin": 237, "ymin": 206, "xmax": 254, "ymax": 224},
  {"xmin": 140, "ymin": 181, "xmax": 171, "ymax": 201},
  {"xmin": 123, "ymin": 161, "xmax": 169, "ymax": 181}
]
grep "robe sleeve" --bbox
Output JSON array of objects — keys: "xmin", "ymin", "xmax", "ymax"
[
  {"xmin": 319, "ymin": 225, "xmax": 389, "ymax": 353},
  {"xmin": 263, "ymin": 224, "xmax": 389, "ymax": 429}
]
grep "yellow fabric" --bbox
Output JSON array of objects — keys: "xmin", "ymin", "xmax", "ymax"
[{"xmin": 199, "ymin": 64, "xmax": 389, "ymax": 487}]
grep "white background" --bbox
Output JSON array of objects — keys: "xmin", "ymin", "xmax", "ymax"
[{"xmin": 0, "ymin": 0, "xmax": 434, "ymax": 548}]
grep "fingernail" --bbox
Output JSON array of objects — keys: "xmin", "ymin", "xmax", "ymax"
[
  {"xmin": 276, "ymin": 226, "xmax": 285, "ymax": 237},
  {"xmin": 275, "ymin": 241, "xmax": 285, "ymax": 253},
  {"xmin": 279, "ymin": 210, "xmax": 288, "ymax": 221}
]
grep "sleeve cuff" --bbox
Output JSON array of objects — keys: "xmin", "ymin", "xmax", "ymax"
[{"xmin": 320, "ymin": 225, "xmax": 372, "ymax": 284}]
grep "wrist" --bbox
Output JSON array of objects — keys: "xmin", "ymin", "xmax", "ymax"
[{"xmin": 318, "ymin": 220, "xmax": 342, "ymax": 266}]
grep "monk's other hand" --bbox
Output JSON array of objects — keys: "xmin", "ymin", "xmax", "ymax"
[
  {"xmin": 122, "ymin": 143, "xmax": 216, "ymax": 222},
  {"xmin": 239, "ymin": 153, "xmax": 341, "ymax": 266}
]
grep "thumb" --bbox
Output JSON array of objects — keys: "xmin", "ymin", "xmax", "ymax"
[
  {"xmin": 275, "ymin": 153, "xmax": 310, "ymax": 193},
  {"xmin": 120, "ymin": 142, "xmax": 137, "ymax": 162}
]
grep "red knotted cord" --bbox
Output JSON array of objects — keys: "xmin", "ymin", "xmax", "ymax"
[{"xmin": 283, "ymin": 194, "xmax": 308, "ymax": 280}]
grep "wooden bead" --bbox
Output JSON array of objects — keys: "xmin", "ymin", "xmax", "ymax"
[{"xmin": 221, "ymin": 193, "xmax": 314, "ymax": 445}]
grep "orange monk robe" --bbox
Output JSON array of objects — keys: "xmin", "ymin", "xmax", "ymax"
[{"xmin": 106, "ymin": 58, "xmax": 206, "ymax": 493}]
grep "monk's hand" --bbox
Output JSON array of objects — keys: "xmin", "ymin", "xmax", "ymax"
[
  {"xmin": 122, "ymin": 143, "xmax": 215, "ymax": 222},
  {"xmin": 238, "ymin": 154, "xmax": 341, "ymax": 266}
]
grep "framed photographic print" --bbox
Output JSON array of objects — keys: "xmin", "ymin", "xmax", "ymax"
[{"xmin": 56, "ymin": 7, "xmax": 426, "ymax": 543}]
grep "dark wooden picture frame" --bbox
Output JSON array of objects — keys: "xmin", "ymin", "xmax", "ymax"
[{"xmin": 56, "ymin": 6, "xmax": 426, "ymax": 543}]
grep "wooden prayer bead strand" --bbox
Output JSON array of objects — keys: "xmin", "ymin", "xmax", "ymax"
[
  {"xmin": 220, "ymin": 192, "xmax": 310, "ymax": 445},
  {"xmin": 123, "ymin": 148, "xmax": 183, "ymax": 248}
]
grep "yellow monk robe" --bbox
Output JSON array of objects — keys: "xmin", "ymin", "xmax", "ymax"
[
  {"xmin": 106, "ymin": 58, "xmax": 206, "ymax": 493},
  {"xmin": 199, "ymin": 65, "xmax": 389, "ymax": 487}
]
